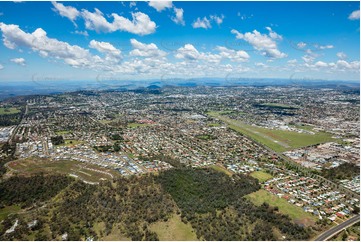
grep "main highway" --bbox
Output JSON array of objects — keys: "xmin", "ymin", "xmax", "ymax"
[{"xmin": 314, "ymin": 215, "xmax": 360, "ymax": 241}]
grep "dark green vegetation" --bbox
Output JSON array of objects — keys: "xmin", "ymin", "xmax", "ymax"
[
  {"xmin": 0, "ymin": 106, "xmax": 24, "ymax": 126},
  {"xmin": 157, "ymin": 167, "xmax": 312, "ymax": 240},
  {"xmin": 110, "ymin": 133, "xmax": 124, "ymax": 141},
  {"xmin": 93, "ymin": 141, "xmax": 122, "ymax": 152},
  {"xmin": 259, "ymin": 103, "xmax": 298, "ymax": 109},
  {"xmin": 157, "ymin": 168, "xmax": 260, "ymax": 214},
  {"xmin": 0, "ymin": 142, "xmax": 16, "ymax": 176},
  {"xmin": 321, "ymin": 163, "xmax": 360, "ymax": 181},
  {"xmin": 50, "ymin": 136, "xmax": 64, "ymax": 145},
  {"xmin": 0, "ymin": 165, "xmax": 314, "ymax": 241},
  {"xmin": 195, "ymin": 134, "xmax": 216, "ymax": 140},
  {"xmin": 139, "ymin": 154, "xmax": 185, "ymax": 168},
  {"xmin": 0, "ymin": 174, "xmax": 72, "ymax": 209},
  {"xmin": 0, "ymin": 174, "xmax": 175, "ymax": 241},
  {"xmin": 48, "ymin": 175, "xmax": 174, "ymax": 241}
]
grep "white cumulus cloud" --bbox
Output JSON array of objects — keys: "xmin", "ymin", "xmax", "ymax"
[
  {"xmin": 175, "ymin": 44, "xmax": 201, "ymax": 60},
  {"xmin": 82, "ymin": 9, "xmax": 156, "ymax": 35},
  {"xmin": 0, "ymin": 22, "xmax": 122, "ymax": 70},
  {"xmin": 210, "ymin": 15, "xmax": 224, "ymax": 26},
  {"xmin": 318, "ymin": 44, "xmax": 333, "ymax": 50},
  {"xmin": 192, "ymin": 17, "xmax": 211, "ymax": 29},
  {"xmin": 297, "ymin": 42, "xmax": 307, "ymax": 49},
  {"xmin": 172, "ymin": 7, "xmax": 185, "ymax": 26},
  {"xmin": 51, "ymin": 1, "xmax": 80, "ymax": 25},
  {"xmin": 266, "ymin": 27, "xmax": 282, "ymax": 40},
  {"xmin": 148, "ymin": 1, "xmax": 173, "ymax": 12},
  {"xmin": 231, "ymin": 29, "xmax": 287, "ymax": 59},
  {"xmin": 348, "ymin": 10, "xmax": 360, "ymax": 20},
  {"xmin": 10, "ymin": 57, "xmax": 26, "ymax": 66},
  {"xmin": 130, "ymin": 39, "xmax": 166, "ymax": 58},
  {"xmin": 89, "ymin": 40, "xmax": 121, "ymax": 56},
  {"xmin": 314, "ymin": 61, "xmax": 328, "ymax": 68},
  {"xmin": 216, "ymin": 46, "xmax": 249, "ymax": 62},
  {"xmin": 192, "ymin": 14, "xmax": 224, "ymax": 29},
  {"xmin": 72, "ymin": 30, "xmax": 89, "ymax": 37},
  {"xmin": 336, "ymin": 52, "xmax": 347, "ymax": 59}
]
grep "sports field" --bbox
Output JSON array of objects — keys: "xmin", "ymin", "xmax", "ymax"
[{"xmin": 207, "ymin": 111, "xmax": 335, "ymax": 152}]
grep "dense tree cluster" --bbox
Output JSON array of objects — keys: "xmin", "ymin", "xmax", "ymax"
[
  {"xmin": 0, "ymin": 142, "xmax": 16, "ymax": 177},
  {"xmin": 139, "ymin": 154, "xmax": 185, "ymax": 168},
  {"xmin": 0, "ymin": 174, "xmax": 73, "ymax": 208},
  {"xmin": 0, "ymin": 167, "xmax": 313, "ymax": 241},
  {"xmin": 322, "ymin": 163, "xmax": 360, "ymax": 181},
  {"xmin": 49, "ymin": 174, "xmax": 174, "ymax": 240},
  {"xmin": 0, "ymin": 112, "xmax": 24, "ymax": 126},
  {"xmin": 93, "ymin": 141, "xmax": 122, "ymax": 152},
  {"xmin": 50, "ymin": 136, "xmax": 64, "ymax": 145},
  {"xmin": 157, "ymin": 167, "xmax": 260, "ymax": 215},
  {"xmin": 157, "ymin": 167, "xmax": 311, "ymax": 240},
  {"xmin": 110, "ymin": 133, "xmax": 123, "ymax": 141}
]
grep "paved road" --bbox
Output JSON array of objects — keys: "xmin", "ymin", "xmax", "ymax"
[{"xmin": 314, "ymin": 215, "xmax": 360, "ymax": 241}]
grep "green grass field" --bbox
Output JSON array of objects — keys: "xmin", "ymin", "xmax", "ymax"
[
  {"xmin": 127, "ymin": 122, "xmax": 151, "ymax": 128},
  {"xmin": 290, "ymin": 124, "xmax": 315, "ymax": 132},
  {"xmin": 94, "ymin": 222, "xmax": 130, "ymax": 241},
  {"xmin": 55, "ymin": 130, "xmax": 72, "ymax": 135},
  {"xmin": 246, "ymin": 189, "xmax": 316, "ymax": 226},
  {"xmin": 0, "ymin": 205, "xmax": 21, "ymax": 221},
  {"xmin": 261, "ymin": 103, "xmax": 297, "ymax": 109},
  {"xmin": 207, "ymin": 111, "xmax": 335, "ymax": 152},
  {"xmin": 250, "ymin": 171, "xmax": 273, "ymax": 182},
  {"xmin": 0, "ymin": 107, "xmax": 20, "ymax": 115},
  {"xmin": 207, "ymin": 123, "xmax": 221, "ymax": 127},
  {"xmin": 149, "ymin": 214, "xmax": 198, "ymax": 241},
  {"xmin": 210, "ymin": 164, "xmax": 233, "ymax": 176},
  {"xmin": 56, "ymin": 139, "xmax": 83, "ymax": 147},
  {"xmin": 7, "ymin": 158, "xmax": 118, "ymax": 184}
]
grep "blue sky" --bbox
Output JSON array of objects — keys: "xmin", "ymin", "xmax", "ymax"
[{"xmin": 0, "ymin": 1, "xmax": 359, "ymax": 83}]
